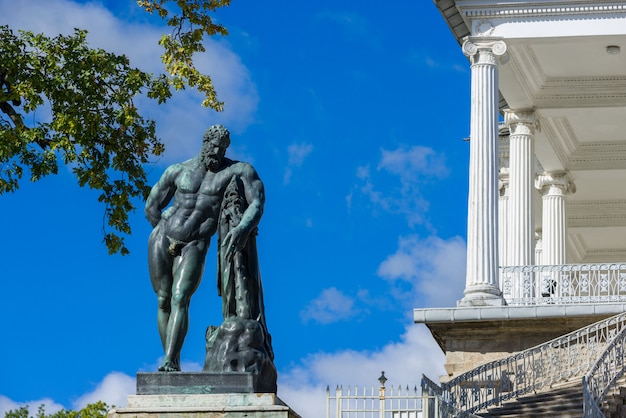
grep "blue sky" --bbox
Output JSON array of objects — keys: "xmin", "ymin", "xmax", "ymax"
[{"xmin": 0, "ymin": 1, "xmax": 471, "ymax": 415}]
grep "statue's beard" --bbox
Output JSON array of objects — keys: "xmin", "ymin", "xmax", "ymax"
[{"xmin": 206, "ymin": 157, "xmax": 221, "ymax": 171}]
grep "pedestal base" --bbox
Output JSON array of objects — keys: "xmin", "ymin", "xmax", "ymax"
[
  {"xmin": 137, "ymin": 372, "xmax": 269, "ymax": 395},
  {"xmin": 108, "ymin": 393, "xmax": 301, "ymax": 418}
]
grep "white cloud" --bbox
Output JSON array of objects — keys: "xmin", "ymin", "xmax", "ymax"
[
  {"xmin": 0, "ymin": 0, "xmax": 259, "ymax": 164},
  {"xmin": 300, "ymin": 287, "xmax": 357, "ymax": 324},
  {"xmin": 0, "ymin": 326, "xmax": 445, "ymax": 418},
  {"xmin": 0, "ymin": 396, "xmax": 64, "ymax": 417},
  {"xmin": 284, "ymin": 142, "xmax": 314, "ymax": 184},
  {"xmin": 378, "ymin": 235, "xmax": 466, "ymax": 308},
  {"xmin": 378, "ymin": 146, "xmax": 448, "ymax": 179},
  {"xmin": 353, "ymin": 146, "xmax": 448, "ymax": 226},
  {"xmin": 278, "ymin": 324, "xmax": 446, "ymax": 416},
  {"xmin": 299, "ymin": 234, "xmax": 465, "ymax": 325},
  {"xmin": 72, "ymin": 372, "xmax": 135, "ymax": 409},
  {"xmin": 287, "ymin": 143, "xmax": 314, "ymax": 166}
]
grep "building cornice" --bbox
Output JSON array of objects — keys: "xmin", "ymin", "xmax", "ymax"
[
  {"xmin": 568, "ymin": 200, "xmax": 626, "ymax": 227},
  {"xmin": 458, "ymin": 1, "xmax": 626, "ymax": 19}
]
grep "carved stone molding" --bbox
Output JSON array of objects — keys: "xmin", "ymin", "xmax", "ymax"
[
  {"xmin": 536, "ymin": 77, "xmax": 626, "ymax": 108},
  {"xmin": 535, "ymin": 172, "xmax": 576, "ymax": 195},
  {"xmin": 460, "ymin": 2, "xmax": 626, "ymax": 19},
  {"xmin": 569, "ymin": 233, "xmax": 626, "ymax": 263},
  {"xmin": 463, "ymin": 37, "xmax": 509, "ymax": 65},
  {"xmin": 504, "ymin": 110, "xmax": 538, "ymax": 137},
  {"xmin": 473, "ymin": 20, "xmax": 495, "ymax": 36},
  {"xmin": 540, "ymin": 117, "xmax": 626, "ymax": 171},
  {"xmin": 568, "ymin": 200, "xmax": 626, "ymax": 227}
]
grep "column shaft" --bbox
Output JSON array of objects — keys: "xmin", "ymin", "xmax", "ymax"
[
  {"xmin": 498, "ymin": 171, "xmax": 509, "ymax": 267},
  {"xmin": 505, "ymin": 110, "xmax": 536, "ymax": 267},
  {"xmin": 536, "ymin": 173, "xmax": 575, "ymax": 265},
  {"xmin": 460, "ymin": 38, "xmax": 508, "ymax": 306}
]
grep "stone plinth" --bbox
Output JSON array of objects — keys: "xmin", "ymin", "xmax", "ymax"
[
  {"xmin": 137, "ymin": 372, "xmax": 269, "ymax": 395},
  {"xmin": 108, "ymin": 393, "xmax": 301, "ymax": 418},
  {"xmin": 108, "ymin": 372, "xmax": 301, "ymax": 418}
]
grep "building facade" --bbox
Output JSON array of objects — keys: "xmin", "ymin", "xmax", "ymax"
[{"xmin": 415, "ymin": 0, "xmax": 626, "ymax": 389}]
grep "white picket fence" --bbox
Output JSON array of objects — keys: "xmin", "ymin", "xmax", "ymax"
[{"xmin": 325, "ymin": 375, "xmax": 426, "ymax": 418}]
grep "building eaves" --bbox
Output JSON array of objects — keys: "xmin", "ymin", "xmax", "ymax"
[
  {"xmin": 433, "ymin": 0, "xmax": 470, "ymax": 46},
  {"xmin": 433, "ymin": 0, "xmax": 509, "ymax": 112}
]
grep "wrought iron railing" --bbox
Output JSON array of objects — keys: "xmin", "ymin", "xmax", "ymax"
[
  {"xmin": 501, "ymin": 263, "xmax": 626, "ymax": 305},
  {"xmin": 582, "ymin": 324, "xmax": 626, "ymax": 417},
  {"xmin": 423, "ymin": 312, "xmax": 626, "ymax": 414},
  {"xmin": 420, "ymin": 374, "xmax": 481, "ymax": 418},
  {"xmin": 583, "ymin": 377, "xmax": 606, "ymax": 418}
]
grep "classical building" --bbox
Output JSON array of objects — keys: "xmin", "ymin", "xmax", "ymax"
[{"xmin": 414, "ymin": 1, "xmax": 626, "ymax": 416}]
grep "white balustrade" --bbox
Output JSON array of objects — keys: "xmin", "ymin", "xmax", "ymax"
[{"xmin": 501, "ymin": 263, "xmax": 626, "ymax": 305}]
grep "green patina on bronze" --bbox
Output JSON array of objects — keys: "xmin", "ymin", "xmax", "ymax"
[{"xmin": 145, "ymin": 124, "xmax": 276, "ymax": 392}]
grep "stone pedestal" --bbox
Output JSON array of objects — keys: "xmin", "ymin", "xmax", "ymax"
[
  {"xmin": 136, "ymin": 372, "xmax": 271, "ymax": 395},
  {"xmin": 108, "ymin": 372, "xmax": 301, "ymax": 418},
  {"xmin": 108, "ymin": 393, "xmax": 300, "ymax": 418}
]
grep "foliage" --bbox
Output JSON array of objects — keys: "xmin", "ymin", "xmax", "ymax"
[
  {"xmin": 4, "ymin": 401, "xmax": 109, "ymax": 418},
  {"xmin": 0, "ymin": 0, "xmax": 229, "ymax": 254},
  {"xmin": 138, "ymin": 0, "xmax": 230, "ymax": 110}
]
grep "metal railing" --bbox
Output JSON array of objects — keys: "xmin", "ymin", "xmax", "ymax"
[
  {"xmin": 583, "ymin": 324, "xmax": 626, "ymax": 417},
  {"xmin": 501, "ymin": 263, "xmax": 626, "ymax": 305},
  {"xmin": 326, "ymin": 373, "xmax": 425, "ymax": 418},
  {"xmin": 420, "ymin": 374, "xmax": 481, "ymax": 418},
  {"xmin": 423, "ymin": 312, "xmax": 626, "ymax": 414}
]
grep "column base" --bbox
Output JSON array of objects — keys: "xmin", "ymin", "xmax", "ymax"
[{"xmin": 458, "ymin": 284, "xmax": 505, "ymax": 307}]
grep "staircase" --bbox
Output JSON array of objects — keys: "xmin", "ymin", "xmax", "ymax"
[
  {"xmin": 477, "ymin": 380, "xmax": 582, "ymax": 417},
  {"xmin": 602, "ymin": 376, "xmax": 626, "ymax": 418},
  {"xmin": 420, "ymin": 313, "xmax": 626, "ymax": 417}
]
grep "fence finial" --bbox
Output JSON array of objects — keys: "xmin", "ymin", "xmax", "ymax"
[{"xmin": 378, "ymin": 371, "xmax": 387, "ymax": 388}]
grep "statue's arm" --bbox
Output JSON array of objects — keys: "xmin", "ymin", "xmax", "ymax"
[
  {"xmin": 221, "ymin": 164, "xmax": 264, "ymax": 253},
  {"xmin": 239, "ymin": 164, "xmax": 265, "ymax": 235},
  {"xmin": 145, "ymin": 165, "xmax": 179, "ymax": 228}
]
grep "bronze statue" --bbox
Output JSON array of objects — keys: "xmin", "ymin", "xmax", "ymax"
[{"xmin": 145, "ymin": 125, "xmax": 273, "ymax": 385}]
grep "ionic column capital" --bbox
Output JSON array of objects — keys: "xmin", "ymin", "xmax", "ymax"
[
  {"xmin": 504, "ymin": 109, "xmax": 538, "ymax": 136},
  {"xmin": 462, "ymin": 37, "xmax": 509, "ymax": 65},
  {"xmin": 535, "ymin": 172, "xmax": 576, "ymax": 196}
]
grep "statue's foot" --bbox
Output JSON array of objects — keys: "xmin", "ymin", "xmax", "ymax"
[{"xmin": 158, "ymin": 360, "xmax": 180, "ymax": 372}]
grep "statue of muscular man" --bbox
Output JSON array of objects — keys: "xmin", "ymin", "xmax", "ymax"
[{"xmin": 145, "ymin": 125, "xmax": 264, "ymax": 372}]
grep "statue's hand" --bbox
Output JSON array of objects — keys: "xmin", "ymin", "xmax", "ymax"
[{"xmin": 222, "ymin": 226, "xmax": 247, "ymax": 258}]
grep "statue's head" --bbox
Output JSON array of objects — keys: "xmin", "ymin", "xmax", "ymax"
[{"xmin": 201, "ymin": 125, "xmax": 230, "ymax": 171}]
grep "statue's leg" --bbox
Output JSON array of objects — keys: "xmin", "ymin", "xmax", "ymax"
[
  {"xmin": 163, "ymin": 241, "xmax": 207, "ymax": 371},
  {"xmin": 148, "ymin": 225, "xmax": 174, "ymax": 362}
]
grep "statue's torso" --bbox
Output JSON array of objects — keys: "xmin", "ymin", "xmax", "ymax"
[{"xmin": 163, "ymin": 160, "xmax": 242, "ymax": 242}]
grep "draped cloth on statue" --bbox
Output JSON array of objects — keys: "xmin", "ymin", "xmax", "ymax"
[{"xmin": 216, "ymin": 175, "xmax": 274, "ymax": 360}]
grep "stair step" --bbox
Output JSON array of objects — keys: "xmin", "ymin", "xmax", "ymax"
[{"xmin": 479, "ymin": 379, "xmax": 583, "ymax": 417}]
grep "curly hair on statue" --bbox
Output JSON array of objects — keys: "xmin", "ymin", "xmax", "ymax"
[{"xmin": 203, "ymin": 124, "xmax": 230, "ymax": 146}]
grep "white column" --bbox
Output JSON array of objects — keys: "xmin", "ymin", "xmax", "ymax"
[
  {"xmin": 498, "ymin": 169, "xmax": 510, "ymax": 267},
  {"xmin": 499, "ymin": 169, "xmax": 514, "ymax": 302},
  {"xmin": 505, "ymin": 110, "xmax": 537, "ymax": 267},
  {"xmin": 535, "ymin": 173, "xmax": 575, "ymax": 265},
  {"xmin": 459, "ymin": 38, "xmax": 508, "ymax": 307}
]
